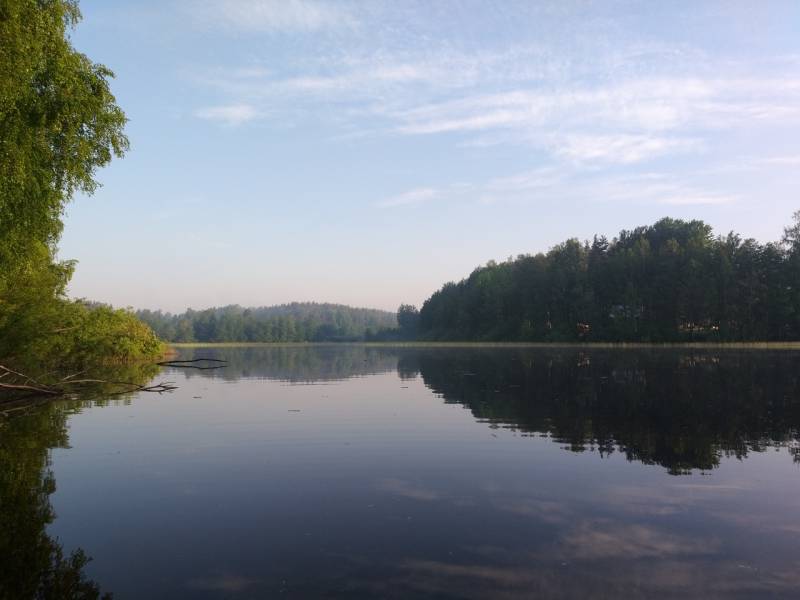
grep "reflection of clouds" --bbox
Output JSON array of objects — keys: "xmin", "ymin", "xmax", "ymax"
[
  {"xmin": 670, "ymin": 483, "xmax": 751, "ymax": 491},
  {"xmin": 493, "ymin": 497, "xmax": 569, "ymax": 524},
  {"xmin": 375, "ymin": 478, "xmax": 441, "ymax": 501},
  {"xmin": 372, "ymin": 473, "xmax": 795, "ymax": 591},
  {"xmin": 601, "ymin": 482, "xmax": 752, "ymax": 518},
  {"xmin": 371, "ymin": 483, "xmax": 798, "ymax": 597},
  {"xmin": 704, "ymin": 508, "xmax": 800, "ymax": 538},
  {"xmin": 605, "ymin": 482, "xmax": 800, "ymax": 538},
  {"xmin": 558, "ymin": 521, "xmax": 719, "ymax": 560},
  {"xmin": 396, "ymin": 559, "xmax": 546, "ymax": 598},
  {"xmin": 603, "ymin": 485, "xmax": 699, "ymax": 518},
  {"xmin": 368, "ymin": 550, "xmax": 800, "ymax": 599},
  {"xmin": 187, "ymin": 573, "xmax": 259, "ymax": 592}
]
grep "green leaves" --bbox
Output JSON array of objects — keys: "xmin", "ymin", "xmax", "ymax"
[
  {"xmin": 419, "ymin": 216, "xmax": 800, "ymax": 342},
  {"xmin": 0, "ymin": 1, "xmax": 157, "ymax": 367}
]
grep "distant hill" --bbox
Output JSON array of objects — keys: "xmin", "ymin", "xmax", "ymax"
[{"xmin": 136, "ymin": 302, "xmax": 398, "ymax": 343}]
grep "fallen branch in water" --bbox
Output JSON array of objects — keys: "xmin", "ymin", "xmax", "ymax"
[
  {"xmin": 157, "ymin": 358, "xmax": 226, "ymax": 363},
  {"xmin": 0, "ymin": 381, "xmax": 61, "ymax": 395},
  {"xmin": 0, "ymin": 364, "xmax": 178, "ymax": 401},
  {"xmin": 156, "ymin": 358, "xmax": 227, "ymax": 370},
  {"xmin": 0, "ymin": 364, "xmax": 52, "ymax": 390},
  {"xmin": 105, "ymin": 381, "xmax": 178, "ymax": 395}
]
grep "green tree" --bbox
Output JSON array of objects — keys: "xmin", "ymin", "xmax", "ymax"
[
  {"xmin": 397, "ymin": 304, "xmax": 420, "ymax": 339},
  {"xmin": 782, "ymin": 210, "xmax": 800, "ymax": 252},
  {"xmin": 0, "ymin": 0, "xmax": 164, "ymax": 366},
  {"xmin": 418, "ymin": 215, "xmax": 800, "ymax": 343}
]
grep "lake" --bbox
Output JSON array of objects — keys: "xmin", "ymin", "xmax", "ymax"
[{"xmin": 2, "ymin": 345, "xmax": 800, "ymax": 599}]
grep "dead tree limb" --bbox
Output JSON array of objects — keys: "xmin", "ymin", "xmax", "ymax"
[
  {"xmin": 0, "ymin": 381, "xmax": 60, "ymax": 395},
  {"xmin": 104, "ymin": 381, "xmax": 178, "ymax": 395},
  {"xmin": 156, "ymin": 358, "xmax": 227, "ymax": 370},
  {"xmin": 157, "ymin": 358, "xmax": 227, "ymax": 365},
  {"xmin": 0, "ymin": 364, "xmax": 179, "ymax": 403},
  {"xmin": 0, "ymin": 365, "xmax": 51, "ymax": 389}
]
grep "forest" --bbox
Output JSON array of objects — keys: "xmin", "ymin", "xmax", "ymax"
[
  {"xmin": 136, "ymin": 303, "xmax": 397, "ymax": 343},
  {"xmin": 416, "ymin": 215, "xmax": 800, "ymax": 342}
]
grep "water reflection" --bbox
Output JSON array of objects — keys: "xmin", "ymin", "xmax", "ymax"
[
  {"xmin": 0, "ymin": 401, "xmax": 111, "ymax": 599},
  {"xmin": 177, "ymin": 346, "xmax": 800, "ymax": 474},
  {"xmin": 413, "ymin": 348, "xmax": 800, "ymax": 474},
  {"xmin": 176, "ymin": 344, "xmax": 400, "ymax": 382},
  {"xmin": 2, "ymin": 346, "xmax": 799, "ymax": 599},
  {"xmin": 0, "ymin": 361, "xmax": 159, "ymax": 599}
]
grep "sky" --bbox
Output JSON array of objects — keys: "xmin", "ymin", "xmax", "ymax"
[{"xmin": 59, "ymin": 0, "xmax": 800, "ymax": 313}]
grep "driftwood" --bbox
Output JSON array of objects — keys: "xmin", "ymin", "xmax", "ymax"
[
  {"xmin": 0, "ymin": 364, "xmax": 178, "ymax": 400},
  {"xmin": 156, "ymin": 358, "xmax": 228, "ymax": 370}
]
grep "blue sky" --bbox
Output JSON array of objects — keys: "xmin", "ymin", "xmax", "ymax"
[{"xmin": 59, "ymin": 0, "xmax": 800, "ymax": 312}]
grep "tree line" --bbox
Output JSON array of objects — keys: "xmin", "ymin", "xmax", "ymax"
[
  {"xmin": 413, "ymin": 215, "xmax": 800, "ymax": 342},
  {"xmin": 136, "ymin": 302, "xmax": 397, "ymax": 343}
]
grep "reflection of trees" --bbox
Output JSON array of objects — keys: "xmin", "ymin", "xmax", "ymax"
[
  {"xmin": 0, "ymin": 361, "xmax": 162, "ymax": 407},
  {"xmin": 175, "ymin": 345, "xmax": 402, "ymax": 383},
  {"xmin": 0, "ymin": 360, "xmax": 159, "ymax": 599},
  {"xmin": 0, "ymin": 402, "xmax": 111, "ymax": 599},
  {"xmin": 167, "ymin": 345, "xmax": 800, "ymax": 473},
  {"xmin": 414, "ymin": 349, "xmax": 800, "ymax": 474}
]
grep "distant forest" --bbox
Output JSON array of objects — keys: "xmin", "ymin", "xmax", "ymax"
[
  {"xmin": 416, "ymin": 215, "xmax": 800, "ymax": 342},
  {"xmin": 136, "ymin": 302, "xmax": 397, "ymax": 343},
  {"xmin": 140, "ymin": 215, "xmax": 800, "ymax": 344}
]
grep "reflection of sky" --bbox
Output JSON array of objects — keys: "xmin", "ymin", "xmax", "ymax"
[
  {"xmin": 47, "ymin": 356, "xmax": 800, "ymax": 598},
  {"xmin": 173, "ymin": 345, "xmax": 402, "ymax": 383}
]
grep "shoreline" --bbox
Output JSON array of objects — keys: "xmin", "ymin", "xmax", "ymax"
[{"xmin": 169, "ymin": 341, "xmax": 800, "ymax": 350}]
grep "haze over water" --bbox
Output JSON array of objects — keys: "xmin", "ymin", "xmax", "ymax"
[{"xmin": 4, "ymin": 345, "xmax": 800, "ymax": 598}]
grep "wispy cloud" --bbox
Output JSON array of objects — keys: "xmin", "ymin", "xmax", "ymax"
[
  {"xmin": 193, "ymin": 0, "xmax": 355, "ymax": 32},
  {"xmin": 584, "ymin": 174, "xmax": 738, "ymax": 207},
  {"xmin": 184, "ymin": 3, "xmax": 800, "ymax": 220},
  {"xmin": 657, "ymin": 194, "xmax": 734, "ymax": 206},
  {"xmin": 553, "ymin": 134, "xmax": 702, "ymax": 164},
  {"xmin": 392, "ymin": 77, "xmax": 800, "ymax": 138},
  {"xmin": 484, "ymin": 167, "xmax": 563, "ymax": 193},
  {"xmin": 376, "ymin": 188, "xmax": 439, "ymax": 208},
  {"xmin": 382, "ymin": 169, "xmax": 736, "ymax": 211},
  {"xmin": 196, "ymin": 45, "xmax": 800, "ymax": 167},
  {"xmin": 759, "ymin": 154, "xmax": 800, "ymax": 166},
  {"xmin": 195, "ymin": 45, "xmax": 567, "ymax": 104},
  {"xmin": 194, "ymin": 104, "xmax": 261, "ymax": 125}
]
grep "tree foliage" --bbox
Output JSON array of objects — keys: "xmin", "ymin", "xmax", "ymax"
[
  {"xmin": 0, "ymin": 0, "xmax": 162, "ymax": 366},
  {"xmin": 419, "ymin": 216, "xmax": 800, "ymax": 342},
  {"xmin": 136, "ymin": 303, "xmax": 397, "ymax": 343},
  {"xmin": 396, "ymin": 304, "xmax": 420, "ymax": 339}
]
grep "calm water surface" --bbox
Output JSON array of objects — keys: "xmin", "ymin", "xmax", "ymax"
[{"xmin": 3, "ymin": 346, "xmax": 800, "ymax": 599}]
